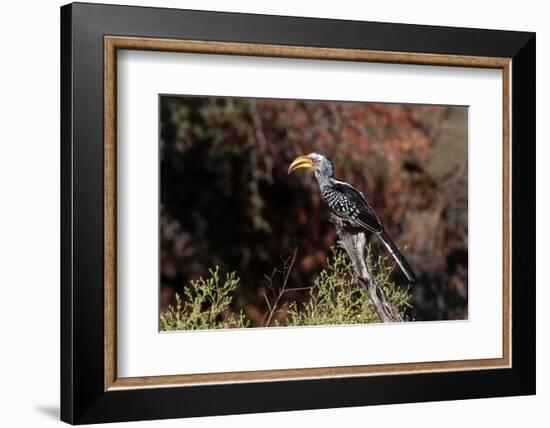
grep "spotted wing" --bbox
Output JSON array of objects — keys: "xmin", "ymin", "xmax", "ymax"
[{"xmin": 332, "ymin": 181, "xmax": 382, "ymax": 233}]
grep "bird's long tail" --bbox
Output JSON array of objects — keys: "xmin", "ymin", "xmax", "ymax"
[{"xmin": 377, "ymin": 229, "xmax": 417, "ymax": 283}]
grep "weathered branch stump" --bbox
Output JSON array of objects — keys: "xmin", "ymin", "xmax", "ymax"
[{"xmin": 330, "ymin": 214, "xmax": 403, "ymax": 323}]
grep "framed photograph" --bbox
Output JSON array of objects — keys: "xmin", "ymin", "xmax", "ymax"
[{"xmin": 60, "ymin": 2, "xmax": 535, "ymax": 424}]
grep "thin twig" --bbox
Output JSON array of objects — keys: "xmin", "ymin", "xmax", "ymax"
[{"xmin": 262, "ymin": 248, "xmax": 298, "ymax": 327}]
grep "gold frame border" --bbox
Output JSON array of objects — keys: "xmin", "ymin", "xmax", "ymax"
[{"xmin": 104, "ymin": 36, "xmax": 512, "ymax": 391}]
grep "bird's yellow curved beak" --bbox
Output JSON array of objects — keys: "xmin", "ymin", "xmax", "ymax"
[{"xmin": 288, "ymin": 155, "xmax": 314, "ymax": 174}]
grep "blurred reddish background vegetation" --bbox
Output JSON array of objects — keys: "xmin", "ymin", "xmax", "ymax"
[{"xmin": 160, "ymin": 95, "xmax": 468, "ymax": 323}]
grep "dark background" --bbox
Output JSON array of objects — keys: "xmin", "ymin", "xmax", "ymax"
[{"xmin": 160, "ymin": 95, "xmax": 468, "ymax": 324}]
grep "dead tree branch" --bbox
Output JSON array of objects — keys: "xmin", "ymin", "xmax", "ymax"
[{"xmin": 330, "ymin": 214, "xmax": 403, "ymax": 322}]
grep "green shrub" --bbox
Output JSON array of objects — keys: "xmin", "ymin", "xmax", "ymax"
[
  {"xmin": 160, "ymin": 267, "xmax": 250, "ymax": 331},
  {"xmin": 160, "ymin": 249, "xmax": 411, "ymax": 331}
]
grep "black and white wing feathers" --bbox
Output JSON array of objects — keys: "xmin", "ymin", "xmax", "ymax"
[
  {"xmin": 331, "ymin": 180, "xmax": 382, "ymax": 233},
  {"xmin": 330, "ymin": 180, "xmax": 416, "ymax": 283}
]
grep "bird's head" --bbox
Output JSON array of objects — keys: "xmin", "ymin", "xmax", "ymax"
[{"xmin": 288, "ymin": 153, "xmax": 335, "ymax": 181}]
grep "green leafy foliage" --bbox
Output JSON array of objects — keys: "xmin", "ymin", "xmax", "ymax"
[
  {"xmin": 160, "ymin": 249, "xmax": 411, "ymax": 331},
  {"xmin": 160, "ymin": 267, "xmax": 249, "ymax": 331}
]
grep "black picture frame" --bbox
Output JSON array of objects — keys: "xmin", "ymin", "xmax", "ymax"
[{"xmin": 61, "ymin": 2, "xmax": 535, "ymax": 424}]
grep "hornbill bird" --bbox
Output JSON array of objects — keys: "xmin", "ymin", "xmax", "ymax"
[{"xmin": 288, "ymin": 153, "xmax": 416, "ymax": 283}]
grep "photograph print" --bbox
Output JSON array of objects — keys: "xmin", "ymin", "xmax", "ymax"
[{"xmin": 159, "ymin": 95, "xmax": 468, "ymax": 331}]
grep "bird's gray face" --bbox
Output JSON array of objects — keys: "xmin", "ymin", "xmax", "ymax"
[{"xmin": 288, "ymin": 153, "xmax": 334, "ymax": 180}]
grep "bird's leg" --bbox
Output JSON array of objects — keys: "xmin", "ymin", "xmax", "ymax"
[{"xmin": 330, "ymin": 215, "xmax": 403, "ymax": 322}]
